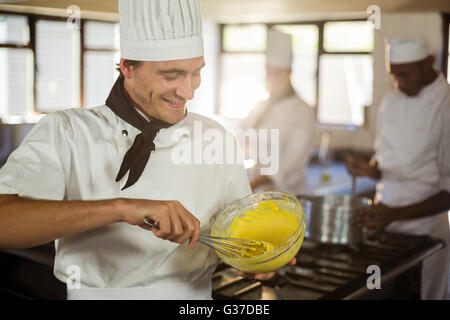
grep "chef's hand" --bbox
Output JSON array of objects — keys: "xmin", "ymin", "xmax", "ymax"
[
  {"xmin": 237, "ymin": 258, "xmax": 296, "ymax": 281},
  {"xmin": 345, "ymin": 156, "xmax": 381, "ymax": 180},
  {"xmin": 120, "ymin": 199, "xmax": 200, "ymax": 249},
  {"xmin": 355, "ymin": 203, "xmax": 395, "ymax": 230}
]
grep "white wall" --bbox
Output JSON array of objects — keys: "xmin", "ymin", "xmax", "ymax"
[{"xmin": 318, "ymin": 12, "xmax": 444, "ymax": 151}]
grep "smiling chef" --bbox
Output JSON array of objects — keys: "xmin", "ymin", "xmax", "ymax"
[{"xmin": 0, "ymin": 0, "xmax": 290, "ymax": 300}]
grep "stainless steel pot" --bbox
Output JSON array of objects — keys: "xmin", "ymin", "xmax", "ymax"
[{"xmin": 297, "ymin": 195, "xmax": 371, "ymax": 245}]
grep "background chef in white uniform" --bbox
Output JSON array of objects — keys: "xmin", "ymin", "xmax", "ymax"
[
  {"xmin": 346, "ymin": 37, "xmax": 450, "ymax": 300},
  {"xmin": 0, "ymin": 0, "xmax": 290, "ymax": 300},
  {"xmin": 242, "ymin": 29, "xmax": 316, "ymax": 195}
]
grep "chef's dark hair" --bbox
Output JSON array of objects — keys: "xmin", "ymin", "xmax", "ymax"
[{"xmin": 116, "ymin": 59, "xmax": 143, "ymax": 75}]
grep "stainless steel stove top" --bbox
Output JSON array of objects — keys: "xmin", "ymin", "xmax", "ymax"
[{"xmin": 212, "ymin": 232, "xmax": 444, "ymax": 300}]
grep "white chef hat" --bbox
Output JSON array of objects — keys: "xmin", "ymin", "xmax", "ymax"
[
  {"xmin": 266, "ymin": 29, "xmax": 293, "ymax": 69},
  {"xmin": 385, "ymin": 37, "xmax": 430, "ymax": 64},
  {"xmin": 119, "ymin": 0, "xmax": 204, "ymax": 61}
]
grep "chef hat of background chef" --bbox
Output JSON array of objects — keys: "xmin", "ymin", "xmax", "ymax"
[
  {"xmin": 118, "ymin": 0, "xmax": 204, "ymax": 61},
  {"xmin": 385, "ymin": 37, "xmax": 430, "ymax": 65},
  {"xmin": 265, "ymin": 29, "xmax": 293, "ymax": 69}
]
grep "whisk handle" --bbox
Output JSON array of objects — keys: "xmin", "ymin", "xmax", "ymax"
[{"xmin": 144, "ymin": 217, "xmax": 159, "ymax": 229}]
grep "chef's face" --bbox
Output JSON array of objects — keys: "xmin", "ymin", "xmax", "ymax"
[
  {"xmin": 121, "ymin": 56, "xmax": 205, "ymax": 124},
  {"xmin": 266, "ymin": 66, "xmax": 291, "ymax": 96},
  {"xmin": 388, "ymin": 58, "xmax": 430, "ymax": 97}
]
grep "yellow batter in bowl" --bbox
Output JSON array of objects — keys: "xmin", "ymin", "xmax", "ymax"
[
  {"xmin": 211, "ymin": 191, "xmax": 306, "ymax": 274},
  {"xmin": 227, "ymin": 200, "xmax": 298, "ymax": 253}
]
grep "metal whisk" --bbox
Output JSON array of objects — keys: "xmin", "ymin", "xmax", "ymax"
[
  {"xmin": 199, "ymin": 235, "xmax": 268, "ymax": 258},
  {"xmin": 144, "ymin": 217, "xmax": 268, "ymax": 258}
]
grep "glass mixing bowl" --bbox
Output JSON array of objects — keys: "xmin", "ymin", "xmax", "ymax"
[{"xmin": 210, "ymin": 191, "xmax": 306, "ymax": 274}]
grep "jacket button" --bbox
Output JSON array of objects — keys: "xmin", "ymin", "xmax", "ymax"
[{"xmin": 121, "ymin": 130, "xmax": 128, "ymax": 137}]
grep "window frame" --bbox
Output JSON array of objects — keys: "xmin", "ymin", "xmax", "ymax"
[
  {"xmin": 219, "ymin": 19, "xmax": 374, "ymax": 129},
  {"xmin": 81, "ymin": 20, "xmax": 120, "ymax": 108},
  {"xmin": 1, "ymin": 12, "xmax": 448, "ymax": 118},
  {"xmin": 443, "ymin": 13, "xmax": 450, "ymax": 81},
  {"xmin": 0, "ymin": 12, "xmax": 36, "ymax": 114},
  {"xmin": 0, "ymin": 10, "xmax": 119, "ymax": 115}
]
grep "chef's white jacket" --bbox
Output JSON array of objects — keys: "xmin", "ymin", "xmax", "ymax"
[
  {"xmin": 373, "ymin": 73, "xmax": 450, "ymax": 299},
  {"xmin": 242, "ymin": 94, "xmax": 316, "ymax": 196},
  {"xmin": 0, "ymin": 106, "xmax": 252, "ymax": 299}
]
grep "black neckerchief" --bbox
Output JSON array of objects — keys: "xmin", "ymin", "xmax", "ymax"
[{"xmin": 105, "ymin": 75, "xmax": 173, "ymax": 190}]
